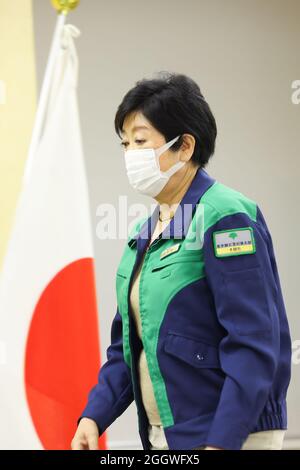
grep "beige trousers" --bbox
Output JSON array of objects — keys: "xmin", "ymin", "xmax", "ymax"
[{"xmin": 148, "ymin": 424, "xmax": 286, "ymax": 450}]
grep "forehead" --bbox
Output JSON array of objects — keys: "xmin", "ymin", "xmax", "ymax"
[{"xmin": 121, "ymin": 112, "xmax": 153, "ymax": 136}]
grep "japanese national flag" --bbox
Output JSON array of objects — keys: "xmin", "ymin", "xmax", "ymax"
[{"xmin": 0, "ymin": 24, "xmax": 106, "ymax": 450}]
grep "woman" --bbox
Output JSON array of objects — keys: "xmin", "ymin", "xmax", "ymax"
[{"xmin": 71, "ymin": 72, "xmax": 291, "ymax": 450}]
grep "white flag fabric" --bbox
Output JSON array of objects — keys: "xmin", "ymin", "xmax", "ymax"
[{"xmin": 0, "ymin": 24, "xmax": 103, "ymax": 450}]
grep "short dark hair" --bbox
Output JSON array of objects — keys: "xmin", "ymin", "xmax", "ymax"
[{"xmin": 114, "ymin": 71, "xmax": 217, "ymax": 167}]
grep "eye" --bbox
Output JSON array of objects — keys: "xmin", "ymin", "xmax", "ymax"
[{"xmin": 120, "ymin": 139, "xmax": 146, "ymax": 148}]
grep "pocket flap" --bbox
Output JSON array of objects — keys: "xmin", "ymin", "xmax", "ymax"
[
  {"xmin": 163, "ymin": 332, "xmax": 220, "ymax": 368},
  {"xmin": 116, "ymin": 269, "xmax": 128, "ymax": 279},
  {"xmin": 152, "ymin": 252, "xmax": 201, "ymax": 271}
]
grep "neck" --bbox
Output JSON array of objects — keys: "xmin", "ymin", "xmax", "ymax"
[{"xmin": 156, "ymin": 163, "xmax": 200, "ymax": 211}]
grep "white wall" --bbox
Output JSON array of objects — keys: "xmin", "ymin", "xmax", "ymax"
[{"xmin": 33, "ymin": 0, "xmax": 300, "ymax": 449}]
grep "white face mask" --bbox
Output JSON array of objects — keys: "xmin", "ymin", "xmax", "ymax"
[{"xmin": 124, "ymin": 135, "xmax": 185, "ymax": 197}]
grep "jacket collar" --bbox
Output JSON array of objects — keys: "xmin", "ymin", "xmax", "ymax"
[{"xmin": 128, "ymin": 167, "xmax": 216, "ymax": 248}]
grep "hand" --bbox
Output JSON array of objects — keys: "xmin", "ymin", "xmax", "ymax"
[
  {"xmin": 204, "ymin": 446, "xmax": 223, "ymax": 450},
  {"xmin": 71, "ymin": 417, "xmax": 99, "ymax": 450}
]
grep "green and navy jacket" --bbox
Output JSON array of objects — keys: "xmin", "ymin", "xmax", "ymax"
[{"xmin": 80, "ymin": 167, "xmax": 292, "ymax": 450}]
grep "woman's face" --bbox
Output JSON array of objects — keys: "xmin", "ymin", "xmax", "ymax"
[
  {"xmin": 120, "ymin": 111, "xmax": 196, "ymax": 200},
  {"xmin": 120, "ymin": 111, "xmax": 194, "ymax": 173}
]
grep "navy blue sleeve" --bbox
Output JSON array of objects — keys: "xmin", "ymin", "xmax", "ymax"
[
  {"xmin": 203, "ymin": 209, "xmax": 281, "ymax": 450},
  {"xmin": 78, "ymin": 308, "xmax": 134, "ymax": 436}
]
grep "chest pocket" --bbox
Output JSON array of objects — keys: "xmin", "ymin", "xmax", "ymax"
[
  {"xmin": 151, "ymin": 250, "xmax": 203, "ymax": 279},
  {"xmin": 115, "ymin": 242, "xmax": 138, "ymax": 314},
  {"xmin": 116, "ymin": 268, "xmax": 130, "ymax": 314},
  {"xmin": 164, "ymin": 332, "xmax": 220, "ymax": 369}
]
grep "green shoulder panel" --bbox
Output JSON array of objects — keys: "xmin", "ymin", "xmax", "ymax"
[{"xmin": 201, "ymin": 181, "xmax": 257, "ymax": 233}]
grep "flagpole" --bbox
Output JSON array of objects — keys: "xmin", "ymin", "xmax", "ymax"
[{"xmin": 23, "ymin": 0, "xmax": 80, "ymax": 184}]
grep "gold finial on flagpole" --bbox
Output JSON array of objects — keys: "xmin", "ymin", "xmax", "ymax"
[{"xmin": 51, "ymin": 0, "xmax": 80, "ymax": 15}]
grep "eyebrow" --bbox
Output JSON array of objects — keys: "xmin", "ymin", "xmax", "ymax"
[{"xmin": 121, "ymin": 125, "xmax": 150, "ymax": 135}]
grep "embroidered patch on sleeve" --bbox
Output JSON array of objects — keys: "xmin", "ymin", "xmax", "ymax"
[{"xmin": 213, "ymin": 227, "xmax": 256, "ymax": 258}]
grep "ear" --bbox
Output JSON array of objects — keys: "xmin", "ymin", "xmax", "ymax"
[{"xmin": 180, "ymin": 134, "xmax": 195, "ymax": 162}]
